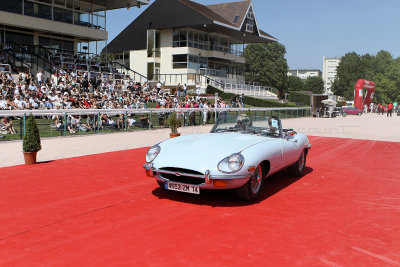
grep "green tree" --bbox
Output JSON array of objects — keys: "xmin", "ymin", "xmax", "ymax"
[
  {"xmin": 244, "ymin": 42, "xmax": 289, "ymax": 96},
  {"xmin": 304, "ymin": 76, "xmax": 324, "ymax": 94},
  {"xmin": 333, "ymin": 50, "xmax": 400, "ymax": 102},
  {"xmin": 331, "ymin": 52, "xmax": 365, "ymax": 99},
  {"xmin": 287, "ymin": 75, "xmax": 304, "ymax": 91}
]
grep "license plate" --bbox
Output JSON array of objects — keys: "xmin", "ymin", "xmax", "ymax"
[{"xmin": 165, "ymin": 181, "xmax": 200, "ymax": 194}]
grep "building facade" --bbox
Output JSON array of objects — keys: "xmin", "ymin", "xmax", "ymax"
[
  {"xmin": 0, "ymin": 0, "xmax": 148, "ymax": 54},
  {"xmin": 288, "ymin": 69, "xmax": 322, "ymax": 80},
  {"xmin": 322, "ymin": 56, "xmax": 341, "ymax": 94},
  {"xmin": 105, "ymin": 0, "xmax": 277, "ymax": 86}
]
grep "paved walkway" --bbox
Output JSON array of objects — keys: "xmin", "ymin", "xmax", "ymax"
[{"xmin": 0, "ymin": 113, "xmax": 398, "ymax": 168}]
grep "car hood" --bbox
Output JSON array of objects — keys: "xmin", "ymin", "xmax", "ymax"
[{"xmin": 153, "ymin": 133, "xmax": 273, "ymax": 173}]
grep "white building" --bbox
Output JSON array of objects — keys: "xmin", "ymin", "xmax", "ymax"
[
  {"xmin": 288, "ymin": 69, "xmax": 321, "ymax": 80},
  {"xmin": 105, "ymin": 0, "xmax": 277, "ymax": 88},
  {"xmin": 323, "ymin": 56, "xmax": 341, "ymax": 94}
]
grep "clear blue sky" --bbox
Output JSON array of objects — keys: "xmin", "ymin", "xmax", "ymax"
[{"xmin": 106, "ymin": 0, "xmax": 400, "ymax": 70}]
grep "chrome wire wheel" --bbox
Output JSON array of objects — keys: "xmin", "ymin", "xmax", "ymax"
[{"xmin": 250, "ymin": 165, "xmax": 263, "ymax": 194}]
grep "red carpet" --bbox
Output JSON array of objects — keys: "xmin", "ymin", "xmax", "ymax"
[{"xmin": 0, "ymin": 137, "xmax": 399, "ymax": 266}]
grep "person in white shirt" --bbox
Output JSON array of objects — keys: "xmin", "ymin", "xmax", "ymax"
[
  {"xmin": 183, "ymin": 84, "xmax": 187, "ymax": 97},
  {"xmin": 13, "ymin": 95, "xmax": 24, "ymax": 110},
  {"xmin": 0, "ymin": 95, "xmax": 8, "ymax": 110},
  {"xmin": 28, "ymin": 81, "xmax": 37, "ymax": 91},
  {"xmin": 196, "ymin": 84, "xmax": 201, "ymax": 96},
  {"xmin": 29, "ymin": 97, "xmax": 39, "ymax": 109},
  {"xmin": 203, "ymin": 101, "xmax": 209, "ymax": 125},
  {"xmin": 156, "ymin": 81, "xmax": 162, "ymax": 93},
  {"xmin": 36, "ymin": 71, "xmax": 43, "ymax": 85}
]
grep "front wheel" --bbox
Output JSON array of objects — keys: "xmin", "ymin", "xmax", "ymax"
[
  {"xmin": 236, "ymin": 164, "xmax": 264, "ymax": 202},
  {"xmin": 342, "ymin": 112, "xmax": 347, "ymax": 117},
  {"xmin": 287, "ymin": 150, "xmax": 307, "ymax": 177}
]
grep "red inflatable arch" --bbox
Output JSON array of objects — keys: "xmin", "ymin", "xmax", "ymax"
[{"xmin": 354, "ymin": 79, "xmax": 375, "ymax": 110}]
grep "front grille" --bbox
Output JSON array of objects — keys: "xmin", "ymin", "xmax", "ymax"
[{"xmin": 159, "ymin": 167, "xmax": 205, "ymax": 185}]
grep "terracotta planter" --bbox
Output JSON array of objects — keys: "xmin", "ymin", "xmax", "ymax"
[
  {"xmin": 23, "ymin": 152, "xmax": 37, "ymax": 165},
  {"xmin": 170, "ymin": 133, "xmax": 181, "ymax": 138}
]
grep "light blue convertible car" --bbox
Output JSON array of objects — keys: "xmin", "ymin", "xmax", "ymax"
[{"xmin": 144, "ymin": 114, "xmax": 311, "ymax": 201}]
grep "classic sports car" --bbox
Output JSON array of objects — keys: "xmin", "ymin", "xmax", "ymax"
[{"xmin": 143, "ymin": 114, "xmax": 311, "ymax": 201}]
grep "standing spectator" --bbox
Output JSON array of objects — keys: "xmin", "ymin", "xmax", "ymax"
[
  {"xmin": 196, "ymin": 83, "xmax": 201, "ymax": 96},
  {"xmin": 387, "ymin": 102, "xmax": 393, "ymax": 117},
  {"xmin": 176, "ymin": 83, "xmax": 181, "ymax": 98},
  {"xmin": 183, "ymin": 84, "xmax": 187, "ymax": 98},
  {"xmin": 156, "ymin": 81, "xmax": 162, "ymax": 94},
  {"xmin": 381, "ymin": 103, "xmax": 385, "ymax": 115},
  {"xmin": 36, "ymin": 70, "xmax": 43, "ymax": 86}
]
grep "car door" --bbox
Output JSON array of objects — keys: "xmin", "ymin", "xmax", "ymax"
[{"xmin": 280, "ymin": 136, "xmax": 300, "ymax": 166}]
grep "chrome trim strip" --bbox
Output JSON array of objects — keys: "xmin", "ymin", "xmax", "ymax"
[{"xmin": 155, "ymin": 169, "xmax": 252, "ymax": 180}]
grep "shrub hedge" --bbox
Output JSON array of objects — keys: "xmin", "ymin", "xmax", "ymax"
[
  {"xmin": 206, "ymin": 85, "xmax": 299, "ymax": 108},
  {"xmin": 288, "ymin": 91, "xmax": 311, "ymax": 106}
]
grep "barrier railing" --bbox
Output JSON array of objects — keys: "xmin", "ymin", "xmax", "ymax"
[
  {"xmin": 0, "ymin": 107, "xmax": 311, "ymax": 142},
  {"xmin": 153, "ymin": 73, "xmax": 225, "ymax": 89},
  {"xmin": 224, "ymin": 83, "xmax": 279, "ymax": 99},
  {"xmin": 0, "ymin": 63, "xmax": 11, "ymax": 73}
]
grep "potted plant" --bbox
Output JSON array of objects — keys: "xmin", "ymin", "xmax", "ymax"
[
  {"xmin": 23, "ymin": 114, "xmax": 42, "ymax": 165},
  {"xmin": 166, "ymin": 111, "xmax": 181, "ymax": 138}
]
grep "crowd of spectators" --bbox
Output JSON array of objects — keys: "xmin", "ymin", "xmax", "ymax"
[{"xmin": 0, "ymin": 68, "xmax": 246, "ymax": 135}]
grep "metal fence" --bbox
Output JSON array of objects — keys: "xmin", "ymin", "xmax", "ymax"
[{"xmin": 0, "ymin": 107, "xmax": 311, "ymax": 141}]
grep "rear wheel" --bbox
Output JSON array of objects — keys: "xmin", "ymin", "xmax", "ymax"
[
  {"xmin": 287, "ymin": 150, "xmax": 307, "ymax": 177},
  {"xmin": 237, "ymin": 164, "xmax": 264, "ymax": 202}
]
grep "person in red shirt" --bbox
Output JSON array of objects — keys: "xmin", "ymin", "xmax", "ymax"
[
  {"xmin": 381, "ymin": 103, "xmax": 385, "ymax": 115},
  {"xmin": 387, "ymin": 103, "xmax": 394, "ymax": 117}
]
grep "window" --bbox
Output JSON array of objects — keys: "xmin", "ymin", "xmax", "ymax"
[
  {"xmin": 147, "ymin": 29, "xmax": 160, "ymax": 57},
  {"xmin": 5, "ymin": 31, "xmax": 34, "ymax": 45},
  {"xmin": 24, "ymin": 1, "xmax": 53, "ymax": 20},
  {"xmin": 173, "ymin": 54, "xmax": 187, "ymax": 69},
  {"xmin": 244, "ymin": 6, "xmax": 255, "ymax": 33},
  {"xmin": 232, "ymin": 15, "xmax": 240, "ymax": 24},
  {"xmin": 245, "ymin": 24, "xmax": 254, "ymax": 32},
  {"xmin": 0, "ymin": 0, "xmax": 23, "ymax": 14},
  {"xmin": 53, "ymin": 7, "xmax": 73, "ymax": 23},
  {"xmin": 54, "ymin": 0, "xmax": 65, "ymax": 6},
  {"xmin": 246, "ymin": 7, "xmax": 254, "ymax": 19},
  {"xmin": 172, "ymin": 30, "xmax": 187, "ymax": 47}
]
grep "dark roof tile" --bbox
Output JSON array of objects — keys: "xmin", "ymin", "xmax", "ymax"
[
  {"xmin": 207, "ymin": 0, "xmax": 250, "ymax": 27},
  {"xmin": 178, "ymin": 0, "xmax": 233, "ymax": 25}
]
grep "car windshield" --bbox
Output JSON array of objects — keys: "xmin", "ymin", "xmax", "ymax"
[{"xmin": 210, "ymin": 114, "xmax": 282, "ymax": 138}]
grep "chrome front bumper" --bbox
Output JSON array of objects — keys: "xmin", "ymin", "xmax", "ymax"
[{"xmin": 143, "ymin": 163, "xmax": 252, "ymax": 189}]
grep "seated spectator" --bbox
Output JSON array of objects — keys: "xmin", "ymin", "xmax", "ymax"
[{"xmin": 0, "ymin": 116, "xmax": 17, "ymax": 134}]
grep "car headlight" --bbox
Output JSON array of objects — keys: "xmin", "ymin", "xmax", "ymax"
[
  {"xmin": 218, "ymin": 153, "xmax": 244, "ymax": 173},
  {"xmin": 146, "ymin": 145, "xmax": 161, "ymax": 163}
]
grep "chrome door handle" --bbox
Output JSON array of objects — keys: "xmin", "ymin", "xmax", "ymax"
[{"xmin": 293, "ymin": 140, "xmax": 298, "ymax": 143}]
